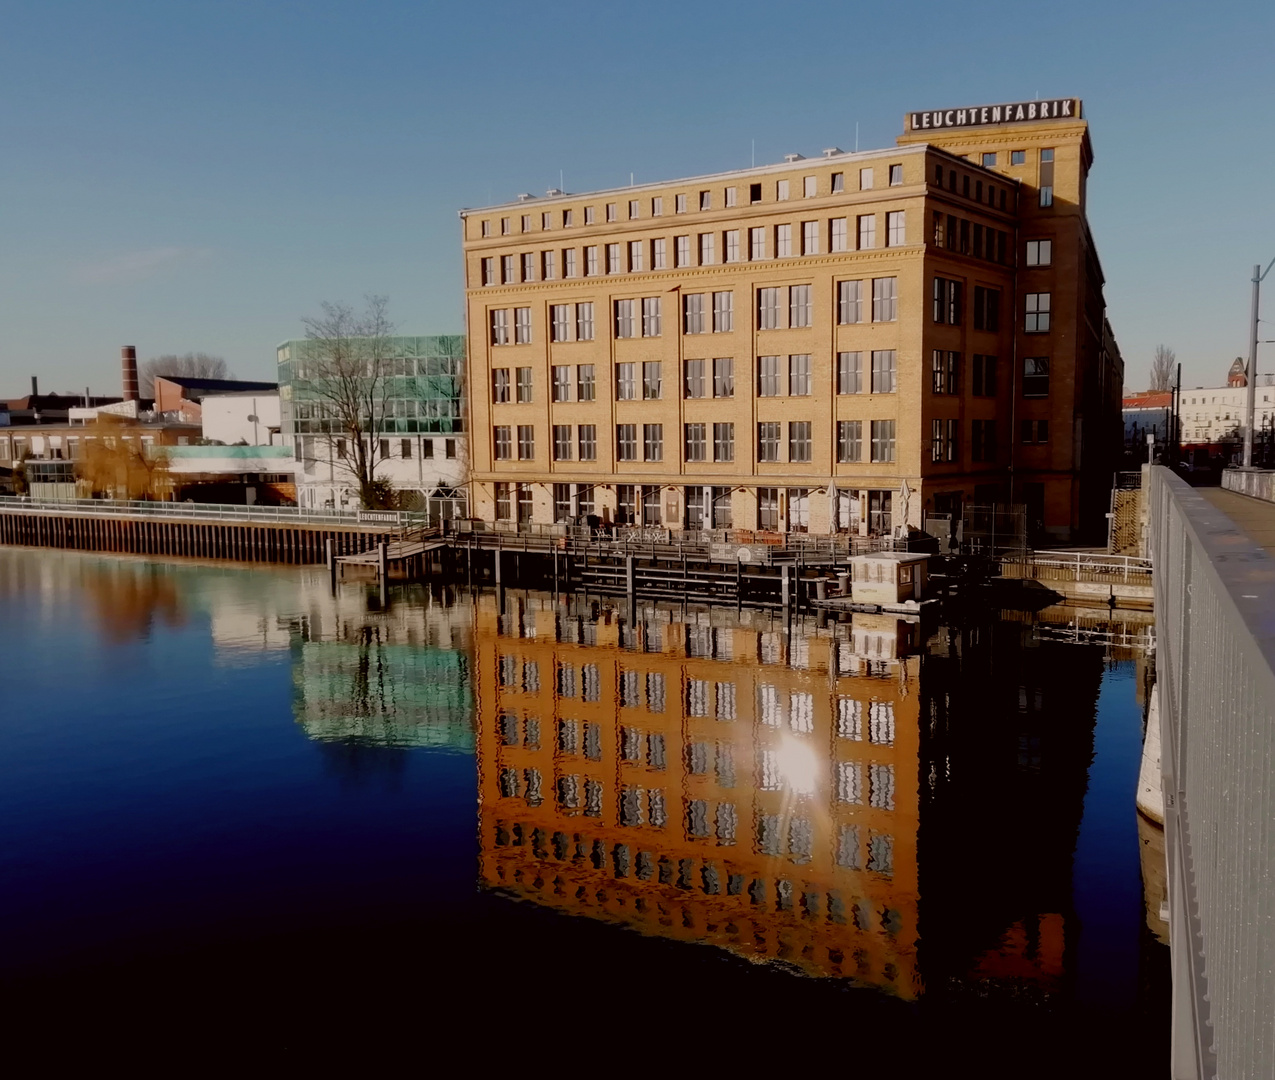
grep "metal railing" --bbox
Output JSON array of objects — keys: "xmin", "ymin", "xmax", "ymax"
[
  {"xmin": 0, "ymin": 495, "xmax": 424, "ymax": 529},
  {"xmin": 1150, "ymin": 465, "xmax": 1275, "ymax": 1078},
  {"xmin": 1022, "ymin": 549, "xmax": 1154, "ymax": 584}
]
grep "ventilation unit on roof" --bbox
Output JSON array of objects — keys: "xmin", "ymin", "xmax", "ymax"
[
  {"xmin": 822, "ymin": 147, "xmax": 843, "ymax": 158},
  {"xmin": 545, "ymin": 188, "xmax": 564, "ymax": 197},
  {"xmin": 517, "ymin": 193, "xmax": 534, "ymax": 202},
  {"xmin": 784, "ymin": 153, "xmax": 805, "ymax": 163}
]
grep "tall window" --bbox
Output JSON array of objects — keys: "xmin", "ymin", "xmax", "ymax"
[
  {"xmin": 642, "ymin": 361, "xmax": 662, "ymax": 400},
  {"xmin": 871, "ymin": 350, "xmax": 897, "ymax": 394},
  {"xmin": 616, "ymin": 363, "xmax": 636, "ymax": 400},
  {"xmin": 606, "ymin": 203, "xmax": 617, "ymax": 223},
  {"xmin": 712, "ymin": 291, "xmax": 733, "ymax": 332},
  {"xmin": 831, "ymin": 171, "xmax": 844, "ymax": 193},
  {"xmin": 517, "ymin": 425, "xmax": 535, "ymax": 460},
  {"xmin": 757, "ymin": 356, "xmax": 781, "ymax": 397},
  {"xmin": 490, "ymin": 309, "xmax": 510, "ymax": 346},
  {"xmin": 652, "ymin": 238, "xmax": 666, "ymax": 270},
  {"xmin": 643, "ymin": 424, "xmax": 663, "ymax": 461},
  {"xmin": 758, "ymin": 487, "xmax": 779, "ymax": 529},
  {"xmin": 685, "ymin": 423, "xmax": 706, "ymax": 462},
  {"xmin": 562, "ymin": 208, "xmax": 574, "ymax": 227},
  {"xmin": 801, "ymin": 220, "xmax": 819, "ymax": 255},
  {"xmin": 493, "ymin": 426, "xmax": 512, "ymax": 460},
  {"xmin": 872, "ymin": 278, "xmax": 898, "ymax": 322},
  {"xmin": 606, "ymin": 243, "xmax": 621, "ymax": 274},
  {"xmin": 550, "ymin": 304, "xmax": 572, "ymax": 342},
  {"xmin": 585, "ymin": 246, "xmax": 598, "ymax": 275},
  {"xmin": 491, "ymin": 368, "xmax": 510, "ymax": 403},
  {"xmin": 713, "ymin": 357, "xmax": 734, "ymax": 398},
  {"xmin": 889, "ymin": 163, "xmax": 903, "ymax": 186},
  {"xmin": 675, "ymin": 193, "xmax": 688, "ymax": 214},
  {"xmin": 749, "ymin": 226, "xmax": 766, "ymax": 260},
  {"xmin": 971, "ymin": 419, "xmax": 997, "ymax": 462},
  {"xmin": 758, "ymin": 287, "xmax": 782, "ymax": 330},
  {"xmin": 776, "ymin": 223, "xmax": 792, "ymax": 258},
  {"xmin": 870, "ymin": 420, "xmax": 896, "ymax": 462},
  {"xmin": 685, "ymin": 358, "xmax": 706, "ymax": 399},
  {"xmin": 514, "ymin": 307, "xmax": 531, "ymax": 344},
  {"xmin": 552, "ymin": 365, "xmax": 571, "ymax": 402},
  {"xmin": 1026, "ymin": 239, "xmax": 1052, "ymax": 266},
  {"xmin": 578, "ymin": 425, "xmax": 597, "ymax": 460},
  {"xmin": 757, "ymin": 423, "xmax": 781, "ymax": 462},
  {"xmin": 614, "ymin": 299, "xmax": 635, "ymax": 338},
  {"xmin": 725, "ymin": 186, "xmax": 737, "ymax": 207},
  {"xmin": 789, "ymin": 285, "xmax": 812, "ymax": 328},
  {"xmin": 724, "ymin": 230, "xmax": 740, "ymax": 262},
  {"xmin": 629, "ymin": 240, "xmax": 645, "ymax": 272},
  {"xmin": 776, "ymin": 179, "xmax": 789, "ymax": 200},
  {"xmin": 699, "ymin": 232, "xmax": 715, "ymax": 264},
  {"xmin": 837, "ymin": 351, "xmax": 863, "ymax": 394},
  {"xmin": 858, "ymin": 214, "xmax": 876, "ymax": 249},
  {"xmin": 1023, "ymin": 357, "xmax": 1050, "ymax": 397},
  {"xmin": 642, "ymin": 297, "xmax": 662, "ymax": 337},
  {"xmin": 788, "ymin": 422, "xmax": 812, "ymax": 462},
  {"xmin": 481, "ymin": 257, "xmax": 495, "ymax": 285},
  {"xmin": 521, "ymin": 252, "xmax": 536, "ymax": 281},
  {"xmin": 628, "ymin": 199, "xmax": 640, "ymax": 219},
  {"xmin": 788, "ymin": 354, "xmax": 812, "ymax": 396},
  {"xmin": 931, "ymin": 351, "xmax": 959, "ymax": 395},
  {"xmin": 838, "ymin": 279, "xmax": 863, "ymax": 324},
  {"xmin": 502, "ymin": 254, "xmax": 516, "ymax": 283},
  {"xmin": 1025, "ymin": 293, "xmax": 1051, "ymax": 333},
  {"xmin": 675, "ymin": 235, "xmax": 691, "ymax": 267},
  {"xmin": 931, "ymin": 418, "xmax": 959, "ymax": 463},
  {"xmin": 495, "ymin": 482, "xmax": 511, "ymax": 520},
  {"xmin": 553, "ymin": 425, "xmax": 572, "ymax": 461},
  {"xmin": 617, "ymin": 424, "xmax": 638, "ymax": 461},
  {"xmin": 553, "ymin": 483, "xmax": 573, "ymax": 522},
  {"xmin": 934, "ymin": 277, "xmax": 962, "ymax": 324},
  {"xmin": 651, "ymin": 196, "xmax": 663, "ymax": 216},
  {"xmin": 830, "ymin": 217, "xmax": 847, "ymax": 252},
  {"xmin": 886, "ymin": 211, "xmax": 906, "ymax": 246},
  {"xmin": 516, "ymin": 366, "xmax": 533, "ymax": 402},
  {"xmin": 973, "ymin": 286, "xmax": 1000, "ymax": 331},
  {"xmin": 713, "ymin": 423, "xmax": 734, "ymax": 462},
  {"xmin": 564, "ymin": 248, "xmax": 577, "ymax": 277},
  {"xmin": 576, "ymin": 302, "xmax": 594, "ymax": 340},
  {"xmin": 972, "ymin": 355, "xmax": 998, "ymax": 397},
  {"xmin": 683, "ymin": 293, "xmax": 706, "ymax": 334},
  {"xmin": 837, "ymin": 421, "xmax": 862, "ymax": 463}
]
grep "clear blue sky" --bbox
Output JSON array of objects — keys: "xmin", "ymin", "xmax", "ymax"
[{"xmin": 1, "ymin": 0, "xmax": 1271, "ymax": 395}]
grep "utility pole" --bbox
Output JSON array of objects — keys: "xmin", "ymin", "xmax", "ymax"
[{"xmin": 1244, "ymin": 257, "xmax": 1275, "ymax": 467}]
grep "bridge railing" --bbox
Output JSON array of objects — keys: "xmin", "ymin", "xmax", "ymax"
[
  {"xmin": 0, "ymin": 495, "xmax": 423, "ymax": 529},
  {"xmin": 1150, "ymin": 465, "xmax": 1275, "ymax": 1079}
]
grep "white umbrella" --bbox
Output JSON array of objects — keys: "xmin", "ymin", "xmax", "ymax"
[
  {"xmin": 827, "ymin": 479, "xmax": 839, "ymax": 529},
  {"xmin": 896, "ymin": 478, "xmax": 911, "ymax": 537}
]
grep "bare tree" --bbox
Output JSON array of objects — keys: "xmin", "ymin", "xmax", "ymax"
[
  {"xmin": 297, "ymin": 295, "xmax": 396, "ymax": 509},
  {"xmin": 1150, "ymin": 344, "xmax": 1176, "ymax": 392},
  {"xmin": 140, "ymin": 353, "xmax": 231, "ymax": 397}
]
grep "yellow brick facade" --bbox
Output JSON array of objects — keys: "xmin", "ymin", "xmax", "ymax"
[{"xmin": 461, "ymin": 100, "xmax": 1122, "ymax": 540}]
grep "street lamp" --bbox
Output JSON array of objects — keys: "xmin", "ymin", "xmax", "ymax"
[{"xmin": 1243, "ymin": 256, "xmax": 1275, "ymax": 467}]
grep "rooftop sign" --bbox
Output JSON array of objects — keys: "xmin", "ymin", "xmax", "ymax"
[{"xmin": 908, "ymin": 99, "xmax": 1080, "ymax": 131}]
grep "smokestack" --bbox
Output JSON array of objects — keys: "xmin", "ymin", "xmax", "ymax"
[
  {"xmin": 31, "ymin": 376, "xmax": 38, "ymax": 398},
  {"xmin": 121, "ymin": 346, "xmax": 139, "ymax": 402},
  {"xmin": 85, "ymin": 386, "xmax": 91, "ymax": 407},
  {"xmin": 31, "ymin": 377, "xmax": 40, "ymax": 423}
]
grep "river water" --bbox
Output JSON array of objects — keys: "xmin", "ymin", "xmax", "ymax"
[{"xmin": 0, "ymin": 548, "xmax": 1167, "ymax": 1072}]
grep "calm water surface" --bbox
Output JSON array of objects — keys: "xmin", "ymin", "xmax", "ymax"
[{"xmin": 0, "ymin": 549, "xmax": 1166, "ymax": 1072}]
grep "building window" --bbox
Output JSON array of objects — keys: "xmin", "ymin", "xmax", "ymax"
[
  {"xmin": 652, "ymin": 237, "xmax": 666, "ymax": 270},
  {"xmin": 492, "ymin": 426, "xmax": 511, "ymax": 459},
  {"xmin": 542, "ymin": 250, "xmax": 556, "ymax": 280},
  {"xmin": 685, "ymin": 358, "xmax": 706, "ymax": 399},
  {"xmin": 859, "ymin": 167, "xmax": 873, "ymax": 190},
  {"xmin": 585, "ymin": 245, "xmax": 598, "ymax": 275},
  {"xmin": 492, "ymin": 368, "xmax": 510, "ymax": 403},
  {"xmin": 838, "ymin": 279, "xmax": 863, "ymax": 324},
  {"xmin": 776, "ymin": 178, "xmax": 789, "ymax": 201},
  {"xmin": 829, "ymin": 217, "xmax": 848, "ymax": 254},
  {"xmin": 872, "ymin": 278, "xmax": 897, "ymax": 322},
  {"xmin": 481, "ymin": 257, "xmax": 495, "ymax": 285},
  {"xmin": 685, "ymin": 423, "xmax": 706, "ymax": 462},
  {"xmin": 711, "ymin": 291, "xmax": 734, "ymax": 333},
  {"xmin": 521, "ymin": 252, "xmax": 535, "ymax": 282},
  {"xmin": 642, "ymin": 361, "xmax": 662, "ymax": 400},
  {"xmin": 757, "ymin": 487, "xmax": 779, "ymax": 529},
  {"xmin": 837, "ymin": 420, "xmax": 862, "ymax": 462},
  {"xmin": 749, "ymin": 226, "xmax": 767, "ymax": 260},
  {"xmin": 933, "ymin": 418, "xmax": 959, "ymax": 462},
  {"xmin": 553, "ymin": 483, "xmax": 573, "ymax": 523},
  {"xmin": 552, "ymin": 365, "xmax": 571, "ymax": 402},
  {"xmin": 758, "ymin": 287, "xmax": 782, "ymax": 330},
  {"xmin": 696, "ymin": 189, "xmax": 709, "ymax": 211},
  {"xmin": 973, "ymin": 286, "xmax": 1000, "ymax": 332},
  {"xmin": 801, "ymin": 220, "xmax": 819, "ymax": 256},
  {"xmin": 788, "ymin": 422, "xmax": 811, "ymax": 462},
  {"xmin": 576, "ymin": 302, "xmax": 594, "ymax": 340},
  {"xmin": 982, "ymin": 152, "xmax": 997, "ymax": 167},
  {"xmin": 564, "ymin": 248, "xmax": 577, "ymax": 277},
  {"xmin": 789, "ymin": 285, "xmax": 812, "ymax": 328},
  {"xmin": 490, "ymin": 309, "xmax": 509, "ymax": 345},
  {"xmin": 972, "ymin": 354, "xmax": 998, "ymax": 397},
  {"xmin": 616, "ymin": 363, "xmax": 636, "ymax": 400},
  {"xmin": 642, "ymin": 297, "xmax": 662, "ymax": 337},
  {"xmin": 517, "ymin": 425, "xmax": 535, "ymax": 460},
  {"xmin": 699, "ymin": 232, "xmax": 715, "ymax": 264},
  {"xmin": 837, "ymin": 351, "xmax": 863, "ymax": 394},
  {"xmin": 400, "ymin": 438, "xmax": 413, "ymax": 460},
  {"xmin": 1011, "ymin": 150, "xmax": 1026, "ymax": 165},
  {"xmin": 606, "ymin": 243, "xmax": 621, "ymax": 274},
  {"xmin": 776, "ymin": 223, "xmax": 792, "ymax": 258},
  {"xmin": 683, "ymin": 293, "xmax": 706, "ymax": 334},
  {"xmin": 724, "ymin": 230, "xmax": 740, "ymax": 262},
  {"xmin": 1025, "ymin": 293, "xmax": 1051, "ymax": 333},
  {"xmin": 562, "ymin": 208, "xmax": 574, "ymax": 227},
  {"xmin": 971, "ymin": 419, "xmax": 997, "ymax": 462},
  {"xmin": 651, "ymin": 196, "xmax": 663, "ymax": 216},
  {"xmin": 871, "ymin": 350, "xmax": 897, "ymax": 394},
  {"xmin": 886, "ymin": 210, "xmax": 906, "ymax": 246},
  {"xmin": 675, "ymin": 234, "xmax": 691, "ymax": 267},
  {"xmin": 933, "ymin": 277, "xmax": 962, "ymax": 324},
  {"xmin": 578, "ymin": 424, "xmax": 597, "ymax": 460},
  {"xmin": 889, "ymin": 163, "xmax": 903, "ymax": 186},
  {"xmin": 553, "ymin": 425, "xmax": 572, "ymax": 461},
  {"xmin": 1022, "ymin": 418, "xmax": 1050, "ymax": 444},
  {"xmin": 502, "ymin": 254, "xmax": 516, "ymax": 283},
  {"xmin": 551, "ymin": 304, "xmax": 572, "ymax": 342},
  {"xmin": 644, "ymin": 424, "xmax": 663, "ymax": 461},
  {"xmin": 757, "ymin": 423, "xmax": 781, "ymax": 462},
  {"xmin": 675, "ymin": 193, "xmax": 688, "ymax": 214},
  {"xmin": 871, "ymin": 420, "xmax": 896, "ymax": 463},
  {"xmin": 1026, "ymin": 239, "xmax": 1052, "ymax": 266},
  {"xmin": 857, "ymin": 214, "xmax": 876, "ymax": 249},
  {"xmin": 575, "ymin": 363, "xmax": 595, "ymax": 402},
  {"xmin": 614, "ymin": 299, "xmax": 636, "ymax": 338},
  {"xmin": 480, "ymin": 220, "xmax": 491, "ymax": 238},
  {"xmin": 495, "ymin": 482, "xmax": 512, "ymax": 520},
  {"xmin": 724, "ymin": 186, "xmax": 737, "ymax": 207},
  {"xmin": 1023, "ymin": 357, "xmax": 1050, "ymax": 397},
  {"xmin": 516, "ymin": 366, "xmax": 533, "ymax": 402},
  {"xmin": 713, "ymin": 357, "xmax": 734, "ymax": 398},
  {"xmin": 500, "ymin": 217, "xmax": 511, "ymax": 235},
  {"xmin": 629, "ymin": 239, "xmax": 645, "ymax": 272},
  {"xmin": 932, "ymin": 350, "xmax": 959, "ymax": 395},
  {"xmin": 788, "ymin": 354, "xmax": 812, "ymax": 396},
  {"xmin": 617, "ymin": 424, "xmax": 638, "ymax": 461},
  {"xmin": 1040, "ymin": 185, "xmax": 1054, "ymax": 207},
  {"xmin": 603, "ymin": 202, "xmax": 616, "ymax": 223},
  {"xmin": 714, "ymin": 423, "xmax": 734, "ymax": 462},
  {"xmin": 757, "ymin": 356, "xmax": 781, "ymax": 397}
]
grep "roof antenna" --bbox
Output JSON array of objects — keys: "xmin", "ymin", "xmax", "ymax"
[
  {"xmin": 855, "ymin": 122, "xmax": 859, "ymax": 152},
  {"xmin": 630, "ymin": 172, "xmax": 634, "ymax": 186},
  {"xmin": 560, "ymin": 169, "xmax": 564, "ymax": 192}
]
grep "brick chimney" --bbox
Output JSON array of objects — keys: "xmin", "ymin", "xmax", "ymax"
[{"xmin": 121, "ymin": 346, "xmax": 139, "ymax": 401}]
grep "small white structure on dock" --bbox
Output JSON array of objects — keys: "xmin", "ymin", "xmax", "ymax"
[{"xmin": 849, "ymin": 552, "xmax": 930, "ymax": 605}]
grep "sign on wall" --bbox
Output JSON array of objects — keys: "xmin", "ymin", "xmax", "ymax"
[{"xmin": 908, "ymin": 99, "xmax": 1080, "ymax": 131}]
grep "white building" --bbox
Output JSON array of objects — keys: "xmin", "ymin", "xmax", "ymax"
[
  {"xmin": 201, "ymin": 392, "xmax": 282, "ymax": 446},
  {"xmin": 1179, "ymin": 376, "xmax": 1275, "ymax": 446}
]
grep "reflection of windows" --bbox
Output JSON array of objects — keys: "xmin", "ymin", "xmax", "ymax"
[
  {"xmin": 647, "ymin": 673, "xmax": 665, "ymax": 713},
  {"xmin": 621, "ymin": 726, "xmax": 642, "ymax": 761},
  {"xmin": 647, "ymin": 733, "xmax": 667, "ymax": 770},
  {"xmin": 558, "ymin": 719, "xmax": 579, "ymax": 754},
  {"xmin": 523, "ymin": 768, "xmax": 542, "ymax": 806},
  {"xmin": 648, "ymin": 788, "xmax": 667, "ymax": 827},
  {"xmin": 499, "ymin": 656, "xmax": 518, "ymax": 688},
  {"xmin": 716, "ymin": 682, "xmax": 737, "ymax": 720},
  {"xmin": 687, "ymin": 742, "xmax": 712, "ymax": 775},
  {"xmin": 687, "ymin": 799, "xmax": 710, "ymax": 838},
  {"xmin": 837, "ymin": 761, "xmax": 863, "ymax": 804},
  {"xmin": 869, "ymin": 763, "xmax": 895, "ymax": 810},
  {"xmin": 837, "ymin": 824, "xmax": 861, "ymax": 869},
  {"xmin": 760, "ymin": 750, "xmax": 782, "ymax": 791},
  {"xmin": 620, "ymin": 669, "xmax": 641, "ymax": 707},
  {"xmin": 499, "ymin": 768, "xmax": 519, "ymax": 798},
  {"xmin": 584, "ymin": 779, "xmax": 603, "ymax": 817},
  {"xmin": 716, "ymin": 801, "xmax": 737, "ymax": 844},
  {"xmin": 868, "ymin": 833, "xmax": 894, "ymax": 875},
  {"xmin": 522, "ymin": 662, "xmax": 540, "ymax": 692},
  {"xmin": 557, "ymin": 664, "xmax": 575, "ymax": 698},
  {"xmin": 869, "ymin": 701, "xmax": 895, "ymax": 745},
  {"xmin": 619, "ymin": 785, "xmax": 643, "ymax": 826},
  {"xmin": 757, "ymin": 812, "xmax": 782, "ymax": 853},
  {"xmin": 583, "ymin": 722, "xmax": 602, "ymax": 760},
  {"xmin": 789, "ymin": 818, "xmax": 813, "ymax": 862},
  {"xmin": 581, "ymin": 664, "xmax": 600, "ymax": 701},
  {"xmin": 557, "ymin": 774, "xmax": 579, "ymax": 809},
  {"xmin": 716, "ymin": 743, "xmax": 735, "ymax": 788},
  {"xmin": 790, "ymin": 692, "xmax": 814, "ymax": 733},
  {"xmin": 837, "ymin": 697, "xmax": 863, "ymax": 739},
  {"xmin": 759, "ymin": 684, "xmax": 783, "ymax": 727},
  {"xmin": 688, "ymin": 679, "xmax": 710, "ymax": 717}
]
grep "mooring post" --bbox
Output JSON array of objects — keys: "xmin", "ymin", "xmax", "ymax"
[
  {"xmin": 626, "ymin": 554, "xmax": 636, "ymax": 610},
  {"xmin": 378, "ymin": 540, "xmax": 388, "ymax": 582},
  {"xmin": 782, "ymin": 564, "xmax": 791, "ymax": 610},
  {"xmin": 736, "ymin": 559, "xmax": 743, "ymax": 613}
]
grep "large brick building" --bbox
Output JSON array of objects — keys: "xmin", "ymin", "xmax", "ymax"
[{"xmin": 460, "ymin": 98, "xmax": 1122, "ymax": 541}]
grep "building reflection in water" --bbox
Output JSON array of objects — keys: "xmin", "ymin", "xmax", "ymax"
[{"xmin": 476, "ymin": 595, "xmax": 924, "ymax": 997}]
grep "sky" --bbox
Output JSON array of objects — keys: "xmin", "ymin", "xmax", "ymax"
[{"xmin": 1, "ymin": 0, "xmax": 1272, "ymax": 395}]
